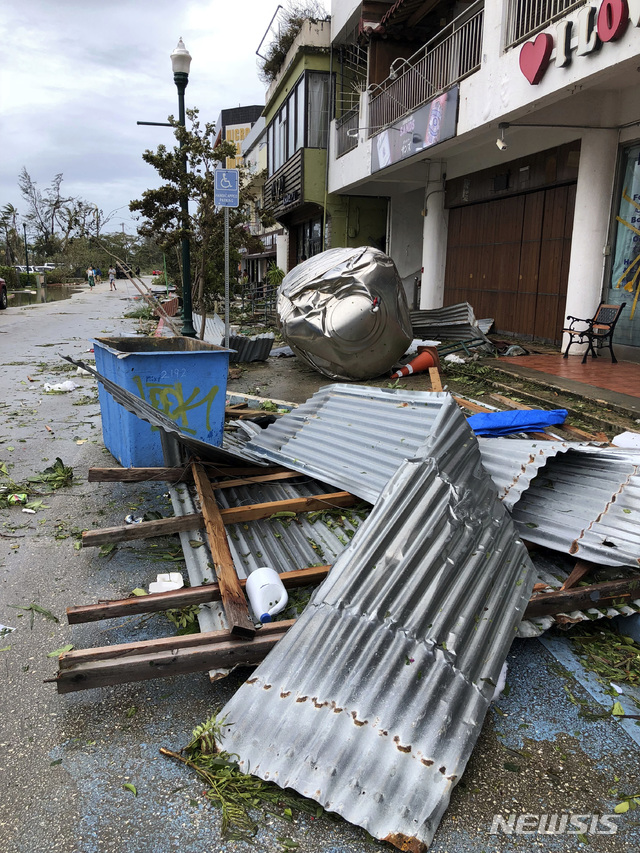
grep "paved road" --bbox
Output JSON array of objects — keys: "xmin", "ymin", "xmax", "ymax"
[{"xmin": 0, "ymin": 283, "xmax": 639, "ymax": 853}]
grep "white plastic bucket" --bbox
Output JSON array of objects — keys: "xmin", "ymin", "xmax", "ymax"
[{"xmin": 245, "ymin": 566, "xmax": 288, "ymax": 623}]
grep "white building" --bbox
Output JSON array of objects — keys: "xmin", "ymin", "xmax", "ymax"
[{"xmin": 329, "ymin": 0, "xmax": 640, "ymax": 356}]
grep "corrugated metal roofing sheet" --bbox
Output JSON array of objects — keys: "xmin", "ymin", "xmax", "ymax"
[
  {"xmin": 477, "ymin": 438, "xmax": 576, "ymax": 510},
  {"xmin": 244, "ymin": 384, "xmax": 452, "ymax": 503},
  {"xmin": 511, "ymin": 446, "xmax": 640, "ymax": 567},
  {"xmin": 220, "ymin": 398, "xmax": 537, "ymax": 851},
  {"xmin": 410, "ymin": 302, "xmax": 491, "ymax": 342},
  {"xmin": 228, "ymin": 333, "xmax": 275, "ymax": 363}
]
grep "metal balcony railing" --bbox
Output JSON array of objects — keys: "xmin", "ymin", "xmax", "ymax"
[
  {"xmin": 368, "ymin": 2, "xmax": 484, "ymax": 135},
  {"xmin": 504, "ymin": 0, "xmax": 585, "ymax": 48},
  {"xmin": 336, "ymin": 106, "xmax": 360, "ymax": 158}
]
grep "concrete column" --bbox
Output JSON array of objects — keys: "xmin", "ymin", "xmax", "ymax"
[
  {"xmin": 563, "ymin": 129, "xmax": 619, "ymax": 353},
  {"xmin": 276, "ymin": 232, "xmax": 289, "ymax": 273},
  {"xmin": 420, "ymin": 167, "xmax": 449, "ymax": 309}
]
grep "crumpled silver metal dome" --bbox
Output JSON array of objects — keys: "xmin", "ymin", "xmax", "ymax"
[{"xmin": 276, "ymin": 246, "xmax": 412, "ymax": 381}]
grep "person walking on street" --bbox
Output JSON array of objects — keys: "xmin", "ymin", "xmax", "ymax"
[
  {"xmin": 108, "ymin": 265, "xmax": 117, "ymax": 291},
  {"xmin": 95, "ymin": 267, "xmax": 102, "ymax": 283},
  {"xmin": 86, "ymin": 266, "xmax": 95, "ymax": 289}
]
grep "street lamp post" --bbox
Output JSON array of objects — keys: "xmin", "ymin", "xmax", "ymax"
[{"xmin": 170, "ymin": 38, "xmax": 196, "ymax": 337}]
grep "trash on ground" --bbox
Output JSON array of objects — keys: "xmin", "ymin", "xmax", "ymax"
[
  {"xmin": 502, "ymin": 344, "xmax": 529, "ymax": 356},
  {"xmin": 444, "ymin": 353, "xmax": 466, "ymax": 364},
  {"xmin": 148, "ymin": 572, "xmax": 185, "ymax": 594},
  {"xmin": 467, "ymin": 408, "xmax": 568, "ymax": 436},
  {"xmin": 43, "ymin": 380, "xmax": 80, "ymax": 392},
  {"xmin": 612, "ymin": 430, "xmax": 640, "ymax": 449},
  {"xmin": 276, "ymin": 246, "xmax": 412, "ymax": 380}
]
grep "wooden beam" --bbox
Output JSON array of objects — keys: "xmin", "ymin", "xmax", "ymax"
[
  {"xmin": 59, "ymin": 620, "xmax": 294, "ymax": 670},
  {"xmin": 81, "ymin": 491, "xmax": 359, "ymax": 548},
  {"xmin": 54, "ymin": 627, "xmax": 288, "ymax": 693},
  {"xmin": 82, "ymin": 514, "xmax": 203, "ymax": 548},
  {"xmin": 88, "ymin": 467, "xmax": 190, "ymax": 483},
  {"xmin": 560, "ymin": 560, "xmax": 592, "ymax": 591},
  {"xmin": 191, "ymin": 462, "xmax": 255, "ymax": 638},
  {"xmin": 453, "ymin": 396, "xmax": 492, "ymax": 414},
  {"xmin": 87, "ymin": 464, "xmax": 287, "ymax": 483},
  {"xmin": 429, "ymin": 367, "xmax": 443, "ymax": 392},
  {"xmin": 218, "ymin": 491, "xmax": 357, "ymax": 524},
  {"xmin": 211, "ymin": 471, "xmax": 301, "ymax": 490},
  {"xmin": 67, "ymin": 565, "xmax": 331, "ymax": 624},
  {"xmin": 524, "ymin": 576, "xmax": 640, "ymax": 619}
]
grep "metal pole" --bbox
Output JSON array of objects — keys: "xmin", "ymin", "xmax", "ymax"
[
  {"xmin": 174, "ymin": 70, "xmax": 196, "ymax": 337},
  {"xmin": 224, "ymin": 206, "xmax": 230, "ymax": 348},
  {"xmin": 22, "ymin": 223, "xmax": 29, "ymax": 283}
]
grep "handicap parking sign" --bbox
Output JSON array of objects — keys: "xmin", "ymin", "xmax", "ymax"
[{"xmin": 214, "ymin": 169, "xmax": 239, "ymax": 207}]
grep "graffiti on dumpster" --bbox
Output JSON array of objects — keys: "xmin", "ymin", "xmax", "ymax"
[{"xmin": 133, "ymin": 376, "xmax": 219, "ymax": 435}]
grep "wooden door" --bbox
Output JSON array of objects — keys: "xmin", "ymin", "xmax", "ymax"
[{"xmin": 445, "ymin": 185, "xmax": 576, "ymax": 341}]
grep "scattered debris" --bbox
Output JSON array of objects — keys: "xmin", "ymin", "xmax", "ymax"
[
  {"xmin": 467, "ymin": 408, "xmax": 568, "ymax": 436},
  {"xmin": 220, "ymin": 400, "xmax": 537, "ymax": 851},
  {"xmin": 43, "ymin": 380, "xmax": 80, "ymax": 392},
  {"xmin": 160, "ymin": 714, "xmax": 322, "ymax": 841}
]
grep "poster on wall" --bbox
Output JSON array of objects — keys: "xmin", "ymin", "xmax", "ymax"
[
  {"xmin": 610, "ymin": 143, "xmax": 640, "ymax": 342},
  {"xmin": 371, "ymin": 85, "xmax": 459, "ymax": 173}
]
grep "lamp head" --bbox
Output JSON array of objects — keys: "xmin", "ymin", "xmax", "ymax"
[
  {"xmin": 171, "ymin": 38, "xmax": 192, "ymax": 75},
  {"xmin": 496, "ymin": 123, "xmax": 509, "ymax": 151}
]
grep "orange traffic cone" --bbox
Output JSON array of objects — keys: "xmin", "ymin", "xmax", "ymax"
[{"xmin": 391, "ymin": 348, "xmax": 436, "ymax": 379}]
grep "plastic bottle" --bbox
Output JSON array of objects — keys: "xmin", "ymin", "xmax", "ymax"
[{"xmin": 245, "ymin": 567, "xmax": 288, "ymax": 623}]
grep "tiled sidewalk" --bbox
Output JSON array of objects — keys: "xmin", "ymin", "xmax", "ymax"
[{"xmin": 500, "ymin": 353, "xmax": 640, "ymax": 399}]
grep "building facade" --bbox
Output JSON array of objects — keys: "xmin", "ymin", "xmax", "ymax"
[
  {"xmin": 262, "ymin": 18, "xmax": 388, "ymax": 272},
  {"xmin": 328, "ymin": 0, "xmax": 640, "ymax": 356}
]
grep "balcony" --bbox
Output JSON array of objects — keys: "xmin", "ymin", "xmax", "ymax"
[
  {"xmin": 336, "ymin": 106, "xmax": 360, "ymax": 159},
  {"xmin": 504, "ymin": 0, "xmax": 586, "ymax": 48},
  {"xmin": 368, "ymin": 1, "xmax": 484, "ymax": 135}
]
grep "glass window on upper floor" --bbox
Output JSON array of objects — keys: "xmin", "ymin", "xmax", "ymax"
[{"xmin": 267, "ymin": 72, "xmax": 332, "ymax": 175}]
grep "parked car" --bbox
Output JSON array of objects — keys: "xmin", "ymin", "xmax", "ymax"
[{"xmin": 0, "ymin": 278, "xmax": 7, "ymax": 310}]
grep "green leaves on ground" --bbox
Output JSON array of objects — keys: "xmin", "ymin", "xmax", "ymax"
[
  {"xmin": 9, "ymin": 602, "xmax": 59, "ymax": 630},
  {"xmin": 122, "ymin": 783, "xmax": 137, "ymax": 796},
  {"xmin": 98, "ymin": 543, "xmax": 117, "ymax": 559},
  {"xmin": 0, "ymin": 457, "xmax": 74, "ymax": 509},
  {"xmin": 47, "ymin": 644, "xmax": 74, "ymax": 657},
  {"xmin": 162, "ymin": 713, "xmax": 324, "ymax": 842},
  {"xmin": 570, "ymin": 622, "xmax": 640, "ymax": 687}
]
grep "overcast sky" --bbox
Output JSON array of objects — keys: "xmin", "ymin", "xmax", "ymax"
[{"xmin": 0, "ymin": 0, "xmax": 327, "ymax": 235}]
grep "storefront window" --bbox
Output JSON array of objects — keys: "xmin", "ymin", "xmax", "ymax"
[{"xmin": 609, "ymin": 143, "xmax": 640, "ymax": 347}]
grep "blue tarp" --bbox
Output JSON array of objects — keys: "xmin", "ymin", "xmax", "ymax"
[{"xmin": 467, "ymin": 409, "xmax": 568, "ymax": 437}]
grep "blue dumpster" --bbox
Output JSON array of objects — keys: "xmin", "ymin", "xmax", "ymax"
[{"xmin": 93, "ymin": 336, "xmax": 231, "ymax": 467}]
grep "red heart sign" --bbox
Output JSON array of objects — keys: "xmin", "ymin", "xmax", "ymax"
[{"xmin": 519, "ymin": 33, "xmax": 554, "ymax": 85}]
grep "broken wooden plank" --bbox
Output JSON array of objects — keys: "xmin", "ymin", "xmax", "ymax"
[
  {"xmin": 88, "ymin": 466, "xmax": 191, "ymax": 483},
  {"xmin": 429, "ymin": 367, "xmax": 443, "ymax": 392},
  {"xmin": 524, "ymin": 577, "xmax": 640, "ymax": 619},
  {"xmin": 453, "ymin": 396, "xmax": 492, "ymax": 414},
  {"xmin": 219, "ymin": 491, "xmax": 357, "ymax": 524},
  {"xmin": 559, "ymin": 560, "xmax": 592, "ymax": 591},
  {"xmin": 88, "ymin": 464, "xmax": 286, "ymax": 483},
  {"xmin": 54, "ymin": 626, "xmax": 288, "ymax": 693},
  {"xmin": 191, "ymin": 461, "xmax": 255, "ymax": 638},
  {"xmin": 489, "ymin": 393, "xmax": 531, "ymax": 410},
  {"xmin": 59, "ymin": 619, "xmax": 295, "ymax": 670},
  {"xmin": 67, "ymin": 565, "xmax": 332, "ymax": 624},
  {"xmin": 561, "ymin": 424, "xmax": 608, "ymax": 443},
  {"xmin": 211, "ymin": 471, "xmax": 301, "ymax": 490},
  {"xmin": 82, "ymin": 514, "xmax": 203, "ymax": 548},
  {"xmin": 81, "ymin": 490, "xmax": 358, "ymax": 548}
]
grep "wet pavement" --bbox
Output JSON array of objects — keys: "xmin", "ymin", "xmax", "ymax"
[{"xmin": 1, "ymin": 284, "xmax": 639, "ymax": 852}]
